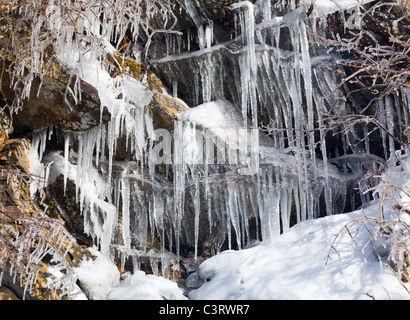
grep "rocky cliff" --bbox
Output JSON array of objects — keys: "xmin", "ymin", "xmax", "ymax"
[{"xmin": 0, "ymin": 0, "xmax": 408, "ymax": 299}]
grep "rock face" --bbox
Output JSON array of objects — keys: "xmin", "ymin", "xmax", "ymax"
[
  {"xmin": 114, "ymin": 56, "xmax": 189, "ymax": 130},
  {"xmin": 0, "ymin": 286, "xmax": 19, "ymax": 300},
  {"xmin": 0, "ymin": 2, "xmax": 110, "ymax": 136},
  {"xmin": 1, "ymin": 61, "xmax": 111, "ymax": 136},
  {"xmin": 0, "ymin": 110, "xmax": 12, "ymax": 153},
  {"xmin": 0, "ymin": 121, "xmax": 95, "ymax": 300},
  {"xmin": 0, "ymin": 138, "xmax": 31, "ymax": 173},
  {"xmin": 149, "ymin": 92, "xmax": 189, "ymax": 130},
  {"xmin": 0, "ymin": 0, "xmax": 408, "ymax": 300}
]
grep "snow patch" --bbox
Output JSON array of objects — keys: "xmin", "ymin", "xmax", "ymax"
[
  {"xmin": 107, "ymin": 271, "xmax": 187, "ymax": 300},
  {"xmin": 189, "ymin": 201, "xmax": 410, "ymax": 300},
  {"xmin": 74, "ymin": 247, "xmax": 120, "ymax": 300},
  {"xmin": 314, "ymin": 0, "xmax": 374, "ymax": 16}
]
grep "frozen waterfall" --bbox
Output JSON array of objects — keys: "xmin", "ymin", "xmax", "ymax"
[{"xmin": 30, "ymin": 0, "xmax": 407, "ymax": 278}]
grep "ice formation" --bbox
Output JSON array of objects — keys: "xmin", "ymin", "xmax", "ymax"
[{"xmin": 26, "ymin": 0, "xmax": 409, "ymax": 281}]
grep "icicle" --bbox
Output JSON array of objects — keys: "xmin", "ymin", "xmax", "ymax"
[
  {"xmin": 183, "ymin": 0, "xmax": 208, "ymax": 52},
  {"xmin": 315, "ymin": 95, "xmax": 333, "ymax": 216},
  {"xmin": 227, "ymin": 177, "xmax": 242, "ymax": 249},
  {"xmin": 153, "ymin": 188, "xmax": 165, "ymax": 254},
  {"xmin": 172, "ymin": 80, "xmax": 178, "ymax": 98},
  {"xmin": 257, "ymin": 167, "xmax": 279, "ymax": 242},
  {"xmin": 32, "ymin": 128, "xmax": 48, "ymax": 162},
  {"xmin": 402, "ymin": 87, "xmax": 410, "ymax": 141},
  {"xmin": 121, "ymin": 176, "xmax": 131, "ymax": 253},
  {"xmin": 231, "ymin": 1, "xmax": 258, "ymax": 128},
  {"xmin": 63, "ymin": 134, "xmax": 70, "ymax": 195},
  {"xmin": 172, "ymin": 120, "xmax": 185, "ymax": 260},
  {"xmin": 378, "ymin": 99, "xmax": 389, "ymax": 160},
  {"xmin": 205, "ymin": 22, "xmax": 213, "ymax": 49},
  {"xmin": 190, "ymin": 168, "xmax": 201, "ymax": 260},
  {"xmin": 299, "ymin": 20, "xmax": 315, "ymax": 164},
  {"xmin": 385, "ymin": 95, "xmax": 396, "ymax": 159},
  {"xmin": 239, "ymin": 184, "xmax": 250, "ymax": 247}
]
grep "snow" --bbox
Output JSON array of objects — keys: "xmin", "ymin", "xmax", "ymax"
[
  {"xmin": 186, "ymin": 159, "xmax": 410, "ymax": 300},
  {"xmin": 313, "ymin": 0, "xmax": 374, "ymax": 16},
  {"xmin": 107, "ymin": 271, "xmax": 187, "ymax": 300},
  {"xmin": 37, "ymin": 105, "xmax": 409, "ymax": 300},
  {"xmin": 28, "ymin": 142, "xmax": 46, "ymax": 196},
  {"xmin": 189, "ymin": 201, "xmax": 409, "ymax": 300},
  {"xmin": 67, "ymin": 174, "xmax": 410, "ymax": 300},
  {"xmin": 24, "ymin": 0, "xmax": 410, "ymax": 301},
  {"xmin": 178, "ymin": 100, "xmax": 241, "ymax": 129},
  {"xmin": 67, "ymin": 159, "xmax": 410, "ymax": 300},
  {"xmin": 46, "ymin": 265, "xmax": 88, "ymax": 300},
  {"xmin": 73, "ymin": 246, "xmax": 186, "ymax": 300},
  {"xmin": 74, "ymin": 246, "xmax": 120, "ymax": 300}
]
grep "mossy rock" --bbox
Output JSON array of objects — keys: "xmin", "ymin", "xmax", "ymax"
[
  {"xmin": 113, "ymin": 55, "xmax": 189, "ymax": 131},
  {"xmin": 149, "ymin": 92, "xmax": 189, "ymax": 130}
]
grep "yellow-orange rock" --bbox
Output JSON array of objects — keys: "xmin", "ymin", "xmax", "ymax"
[
  {"xmin": 149, "ymin": 92, "xmax": 189, "ymax": 130},
  {"xmin": 113, "ymin": 55, "xmax": 189, "ymax": 130}
]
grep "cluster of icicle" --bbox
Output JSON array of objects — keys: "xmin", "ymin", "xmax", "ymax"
[
  {"xmin": 150, "ymin": 0, "xmax": 409, "ymax": 250},
  {"xmin": 4, "ymin": 0, "xmax": 180, "ymax": 111},
  {"xmin": 22, "ymin": 0, "xmax": 183, "ymax": 279},
  {"xmin": 28, "ymin": 0, "xmax": 410, "ymax": 282},
  {"xmin": 155, "ymin": 0, "xmax": 349, "ymax": 237}
]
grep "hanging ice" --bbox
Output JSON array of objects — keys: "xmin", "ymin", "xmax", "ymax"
[
  {"xmin": 27, "ymin": 0, "xmax": 407, "ymax": 278},
  {"xmin": 231, "ymin": 1, "xmax": 258, "ymax": 128}
]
